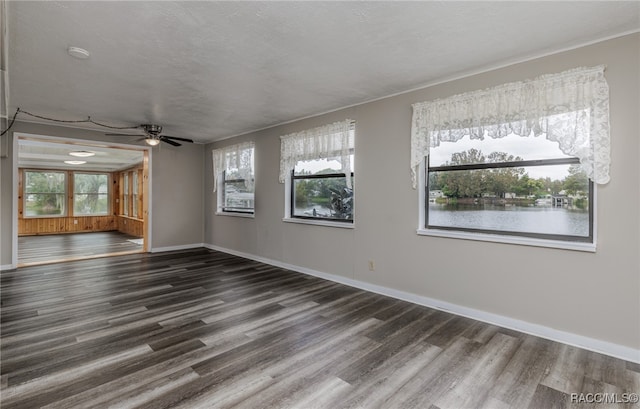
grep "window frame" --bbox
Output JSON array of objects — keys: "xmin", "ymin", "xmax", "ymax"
[
  {"xmin": 72, "ymin": 171, "xmax": 111, "ymax": 216},
  {"xmin": 132, "ymin": 170, "xmax": 138, "ymax": 218},
  {"xmin": 21, "ymin": 169, "xmax": 117, "ymax": 219},
  {"xmin": 289, "ymin": 169, "xmax": 355, "ymax": 224},
  {"xmin": 214, "ymin": 142, "xmax": 256, "ymax": 218},
  {"xmin": 418, "ymin": 158, "xmax": 597, "ymax": 252},
  {"xmin": 123, "ymin": 172, "xmax": 129, "ymax": 217},
  {"xmin": 117, "ymin": 166, "xmax": 144, "ymax": 220},
  {"xmin": 22, "ymin": 169, "xmax": 68, "ymax": 218},
  {"xmin": 219, "ymin": 170, "xmax": 255, "ymax": 216},
  {"xmin": 411, "ymin": 67, "xmax": 606, "ymax": 252},
  {"xmin": 279, "ymin": 119, "xmax": 355, "ymax": 228}
]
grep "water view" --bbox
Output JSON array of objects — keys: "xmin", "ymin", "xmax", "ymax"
[
  {"xmin": 428, "ymin": 203, "xmax": 589, "ymax": 237},
  {"xmin": 294, "ymin": 204, "xmax": 333, "ymax": 218}
]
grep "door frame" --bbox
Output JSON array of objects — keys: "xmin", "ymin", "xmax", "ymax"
[{"xmin": 12, "ymin": 132, "xmax": 152, "ymax": 267}]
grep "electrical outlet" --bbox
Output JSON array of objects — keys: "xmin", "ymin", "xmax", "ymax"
[
  {"xmin": 74, "ymin": 219, "xmax": 78, "ymax": 224},
  {"xmin": 368, "ymin": 260, "xmax": 375, "ymax": 271}
]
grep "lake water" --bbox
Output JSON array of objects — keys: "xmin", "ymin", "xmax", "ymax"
[
  {"xmin": 294, "ymin": 204, "xmax": 332, "ymax": 218},
  {"xmin": 428, "ymin": 204, "xmax": 589, "ymax": 237}
]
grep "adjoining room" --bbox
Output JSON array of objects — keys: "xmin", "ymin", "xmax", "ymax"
[{"xmin": 16, "ymin": 137, "xmax": 147, "ymax": 266}]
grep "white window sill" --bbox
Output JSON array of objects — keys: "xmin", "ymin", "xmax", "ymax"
[
  {"xmin": 416, "ymin": 228, "xmax": 596, "ymax": 252},
  {"xmin": 283, "ymin": 217, "xmax": 354, "ymax": 229},
  {"xmin": 216, "ymin": 211, "xmax": 255, "ymax": 219}
]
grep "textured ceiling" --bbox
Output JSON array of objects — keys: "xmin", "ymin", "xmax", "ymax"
[{"xmin": 7, "ymin": 1, "xmax": 640, "ymax": 144}]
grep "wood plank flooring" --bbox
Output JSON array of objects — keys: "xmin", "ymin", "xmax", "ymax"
[
  {"xmin": 18, "ymin": 231, "xmax": 143, "ymax": 266},
  {"xmin": 1, "ymin": 249, "xmax": 638, "ymax": 408}
]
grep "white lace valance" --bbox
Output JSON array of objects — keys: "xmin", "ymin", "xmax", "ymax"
[
  {"xmin": 411, "ymin": 65, "xmax": 610, "ymax": 188},
  {"xmin": 279, "ymin": 119, "xmax": 355, "ymax": 186},
  {"xmin": 212, "ymin": 141, "xmax": 254, "ymax": 192}
]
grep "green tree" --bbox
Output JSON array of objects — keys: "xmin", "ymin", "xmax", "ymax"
[
  {"xmin": 294, "ymin": 179, "xmax": 315, "ymax": 206},
  {"xmin": 74, "ymin": 173, "xmax": 108, "ymax": 214},
  {"xmin": 563, "ymin": 165, "xmax": 588, "ymax": 196},
  {"xmin": 514, "ymin": 174, "xmax": 545, "ymax": 197},
  {"xmin": 449, "ymin": 148, "xmax": 485, "ymax": 165},
  {"xmin": 437, "ymin": 148, "xmax": 487, "ymax": 198},
  {"xmin": 435, "ymin": 150, "xmax": 524, "ymax": 199},
  {"xmin": 24, "ymin": 171, "xmax": 66, "ymax": 215},
  {"xmin": 538, "ymin": 177, "xmax": 564, "ymax": 195},
  {"xmin": 484, "ymin": 152, "xmax": 524, "ymax": 198}
]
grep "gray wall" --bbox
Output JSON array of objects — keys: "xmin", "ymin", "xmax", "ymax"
[
  {"xmin": 206, "ymin": 34, "xmax": 640, "ymax": 351},
  {"xmin": 0, "ymin": 128, "xmax": 14, "ymax": 267},
  {"xmin": 0, "ymin": 121, "xmax": 204, "ymax": 266}
]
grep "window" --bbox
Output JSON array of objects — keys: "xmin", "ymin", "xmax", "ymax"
[
  {"xmin": 280, "ymin": 119, "xmax": 355, "ymax": 225},
  {"xmin": 213, "ymin": 142, "xmax": 255, "ymax": 215},
  {"xmin": 23, "ymin": 170, "xmax": 66, "ymax": 217},
  {"xmin": 411, "ymin": 66, "xmax": 609, "ymax": 249},
  {"xmin": 73, "ymin": 173, "xmax": 109, "ymax": 215},
  {"xmin": 426, "ymin": 135, "xmax": 593, "ymax": 241},
  {"xmin": 132, "ymin": 171, "xmax": 138, "ymax": 218},
  {"xmin": 21, "ymin": 168, "xmax": 119, "ymax": 220},
  {"xmin": 118, "ymin": 167, "xmax": 143, "ymax": 219},
  {"xmin": 123, "ymin": 173, "xmax": 129, "ymax": 216},
  {"xmin": 292, "ymin": 156, "xmax": 354, "ymax": 221}
]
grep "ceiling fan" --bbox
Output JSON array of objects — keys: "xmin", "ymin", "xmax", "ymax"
[{"xmin": 106, "ymin": 124, "xmax": 194, "ymax": 147}]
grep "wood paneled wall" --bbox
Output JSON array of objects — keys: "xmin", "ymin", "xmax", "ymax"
[
  {"xmin": 113, "ymin": 164, "xmax": 146, "ymax": 240},
  {"xmin": 19, "ymin": 216, "xmax": 117, "ymax": 235},
  {"xmin": 117, "ymin": 217, "xmax": 144, "ymax": 237}
]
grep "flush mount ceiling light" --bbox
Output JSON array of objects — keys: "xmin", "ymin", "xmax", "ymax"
[
  {"xmin": 69, "ymin": 150, "xmax": 95, "ymax": 157},
  {"xmin": 67, "ymin": 46, "xmax": 90, "ymax": 60},
  {"xmin": 64, "ymin": 160, "xmax": 86, "ymax": 165}
]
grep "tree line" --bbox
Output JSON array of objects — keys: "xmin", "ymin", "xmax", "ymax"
[{"xmin": 429, "ymin": 149, "xmax": 589, "ymax": 199}]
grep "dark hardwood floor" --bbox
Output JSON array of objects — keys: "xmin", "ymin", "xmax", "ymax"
[
  {"xmin": 18, "ymin": 231, "xmax": 143, "ymax": 266},
  {"xmin": 1, "ymin": 249, "xmax": 638, "ymax": 408}
]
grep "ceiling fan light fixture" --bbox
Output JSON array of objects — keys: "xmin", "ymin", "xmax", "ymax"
[
  {"xmin": 64, "ymin": 160, "xmax": 86, "ymax": 165},
  {"xmin": 145, "ymin": 137, "xmax": 161, "ymax": 146},
  {"xmin": 69, "ymin": 150, "xmax": 95, "ymax": 157}
]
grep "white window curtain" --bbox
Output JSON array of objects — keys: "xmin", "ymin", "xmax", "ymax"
[
  {"xmin": 410, "ymin": 65, "xmax": 610, "ymax": 188},
  {"xmin": 279, "ymin": 119, "xmax": 355, "ymax": 187},
  {"xmin": 212, "ymin": 141, "xmax": 254, "ymax": 192}
]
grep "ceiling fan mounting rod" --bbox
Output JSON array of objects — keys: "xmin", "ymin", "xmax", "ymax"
[{"xmin": 142, "ymin": 124, "xmax": 163, "ymax": 134}]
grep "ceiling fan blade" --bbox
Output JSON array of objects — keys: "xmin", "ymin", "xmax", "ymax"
[
  {"xmin": 162, "ymin": 135, "xmax": 194, "ymax": 143},
  {"xmin": 105, "ymin": 133, "xmax": 142, "ymax": 137},
  {"xmin": 161, "ymin": 137, "xmax": 181, "ymax": 147}
]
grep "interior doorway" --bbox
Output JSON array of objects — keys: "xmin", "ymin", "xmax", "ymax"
[{"xmin": 15, "ymin": 133, "xmax": 150, "ymax": 267}]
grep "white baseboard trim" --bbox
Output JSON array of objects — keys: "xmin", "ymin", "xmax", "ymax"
[
  {"xmin": 151, "ymin": 243, "xmax": 205, "ymax": 253},
  {"xmin": 0, "ymin": 263, "xmax": 17, "ymax": 271},
  {"xmin": 204, "ymin": 243, "xmax": 640, "ymax": 364}
]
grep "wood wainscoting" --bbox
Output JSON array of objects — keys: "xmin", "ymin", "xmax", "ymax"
[
  {"xmin": 18, "ymin": 216, "xmax": 117, "ymax": 236},
  {"xmin": 117, "ymin": 216, "xmax": 144, "ymax": 237}
]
